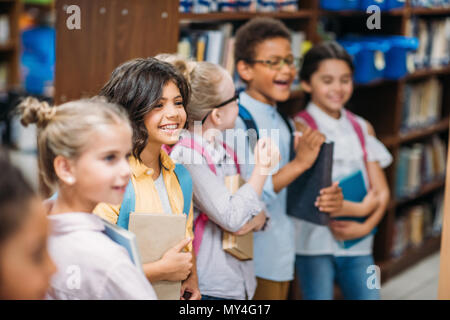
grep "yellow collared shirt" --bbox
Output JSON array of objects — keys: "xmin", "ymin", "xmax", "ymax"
[{"xmin": 94, "ymin": 150, "xmax": 194, "ymax": 252}]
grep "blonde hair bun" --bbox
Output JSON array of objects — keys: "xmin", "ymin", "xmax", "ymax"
[
  {"xmin": 155, "ymin": 53, "xmax": 196, "ymax": 83},
  {"xmin": 18, "ymin": 97, "xmax": 56, "ymax": 128}
]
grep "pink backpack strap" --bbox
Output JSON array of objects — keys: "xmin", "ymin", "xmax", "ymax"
[
  {"xmin": 177, "ymin": 138, "xmax": 217, "ymax": 175},
  {"xmin": 295, "ymin": 110, "xmax": 318, "ymax": 130},
  {"xmin": 345, "ymin": 110, "xmax": 371, "ymax": 187},
  {"xmin": 162, "ymin": 144, "xmax": 174, "ymax": 155},
  {"xmin": 176, "ymin": 138, "xmax": 215, "ymax": 256},
  {"xmin": 222, "ymin": 141, "xmax": 241, "ymax": 175}
]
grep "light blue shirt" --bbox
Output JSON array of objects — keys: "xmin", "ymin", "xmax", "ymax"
[{"xmin": 229, "ymin": 91, "xmax": 295, "ymax": 282}]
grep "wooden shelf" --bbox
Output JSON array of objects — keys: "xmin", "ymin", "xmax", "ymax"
[
  {"xmin": 399, "ymin": 118, "xmax": 450, "ymax": 144},
  {"xmin": 405, "ymin": 66, "xmax": 450, "ymax": 81},
  {"xmin": 393, "ymin": 178, "xmax": 446, "ymax": 208},
  {"xmin": 0, "ymin": 41, "xmax": 16, "ymax": 52},
  {"xmin": 179, "ymin": 10, "xmax": 314, "ymax": 22},
  {"xmin": 379, "ymin": 235, "xmax": 441, "ymax": 283},
  {"xmin": 410, "ymin": 7, "xmax": 450, "ymax": 15},
  {"xmin": 381, "ymin": 117, "xmax": 449, "ymax": 148}
]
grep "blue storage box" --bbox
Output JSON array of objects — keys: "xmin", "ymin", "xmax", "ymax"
[
  {"xmin": 382, "ymin": 36, "xmax": 419, "ymax": 79},
  {"xmin": 360, "ymin": 0, "xmax": 386, "ymax": 10},
  {"xmin": 320, "ymin": 0, "xmax": 359, "ymax": 10},
  {"xmin": 340, "ymin": 38, "xmax": 390, "ymax": 84},
  {"xmin": 21, "ymin": 26, "xmax": 55, "ymax": 95},
  {"xmin": 385, "ymin": 0, "xmax": 406, "ymax": 10}
]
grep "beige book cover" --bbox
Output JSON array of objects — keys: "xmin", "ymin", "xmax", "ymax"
[
  {"xmin": 222, "ymin": 174, "xmax": 253, "ymax": 261},
  {"xmin": 129, "ymin": 213, "xmax": 186, "ymax": 300}
]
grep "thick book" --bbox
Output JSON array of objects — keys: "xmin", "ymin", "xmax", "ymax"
[
  {"xmin": 334, "ymin": 170, "xmax": 377, "ymax": 249},
  {"xmin": 287, "ymin": 142, "xmax": 334, "ymax": 225},
  {"xmin": 222, "ymin": 174, "xmax": 253, "ymax": 261},
  {"xmin": 129, "ymin": 213, "xmax": 186, "ymax": 300},
  {"xmin": 102, "ymin": 219, "xmax": 143, "ymax": 272}
]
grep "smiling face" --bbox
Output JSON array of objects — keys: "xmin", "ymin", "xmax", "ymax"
[
  {"xmin": 68, "ymin": 122, "xmax": 132, "ymax": 208},
  {"xmin": 0, "ymin": 197, "xmax": 56, "ymax": 300},
  {"xmin": 243, "ymin": 37, "xmax": 296, "ymax": 105},
  {"xmin": 143, "ymin": 80, "xmax": 187, "ymax": 146},
  {"xmin": 301, "ymin": 58, "xmax": 354, "ymax": 118}
]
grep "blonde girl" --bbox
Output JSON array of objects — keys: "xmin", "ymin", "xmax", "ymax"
[{"xmin": 18, "ymin": 97, "xmax": 157, "ymax": 300}]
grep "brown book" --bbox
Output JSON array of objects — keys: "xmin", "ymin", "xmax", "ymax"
[
  {"xmin": 129, "ymin": 213, "xmax": 186, "ymax": 300},
  {"xmin": 222, "ymin": 174, "xmax": 253, "ymax": 261}
]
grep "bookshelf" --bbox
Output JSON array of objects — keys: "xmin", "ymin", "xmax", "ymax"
[
  {"xmin": 53, "ymin": 0, "xmax": 449, "ymax": 290},
  {"xmin": 0, "ymin": 0, "xmax": 21, "ymax": 93}
]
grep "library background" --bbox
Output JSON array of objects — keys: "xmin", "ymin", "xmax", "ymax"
[{"xmin": 1, "ymin": 0, "xmax": 450, "ymax": 299}]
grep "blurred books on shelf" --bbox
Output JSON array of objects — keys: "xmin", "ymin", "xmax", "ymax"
[
  {"xmin": 0, "ymin": 63, "xmax": 7, "ymax": 92},
  {"xmin": 0, "ymin": 15, "xmax": 9, "ymax": 45},
  {"xmin": 406, "ymin": 17, "xmax": 450, "ymax": 70},
  {"xmin": 395, "ymin": 135, "xmax": 447, "ymax": 198},
  {"xmin": 401, "ymin": 77, "xmax": 443, "ymax": 133},
  {"xmin": 411, "ymin": 0, "xmax": 450, "ymax": 8},
  {"xmin": 177, "ymin": 23, "xmax": 307, "ymax": 90},
  {"xmin": 179, "ymin": 0, "xmax": 298, "ymax": 13},
  {"xmin": 392, "ymin": 191, "xmax": 444, "ymax": 257}
]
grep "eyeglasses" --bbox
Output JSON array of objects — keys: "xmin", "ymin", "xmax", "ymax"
[
  {"xmin": 201, "ymin": 93, "xmax": 239, "ymax": 124},
  {"xmin": 247, "ymin": 56, "xmax": 301, "ymax": 71}
]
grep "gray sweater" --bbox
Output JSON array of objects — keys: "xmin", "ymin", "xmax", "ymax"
[{"xmin": 170, "ymin": 132, "xmax": 266, "ymax": 300}]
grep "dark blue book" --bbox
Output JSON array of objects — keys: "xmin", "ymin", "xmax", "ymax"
[
  {"xmin": 334, "ymin": 170, "xmax": 377, "ymax": 249},
  {"xmin": 287, "ymin": 142, "xmax": 334, "ymax": 225}
]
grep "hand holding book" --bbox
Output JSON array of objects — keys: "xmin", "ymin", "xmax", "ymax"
[
  {"xmin": 328, "ymin": 190, "xmax": 380, "ymax": 218},
  {"xmin": 293, "ymin": 123, "xmax": 326, "ymax": 171}
]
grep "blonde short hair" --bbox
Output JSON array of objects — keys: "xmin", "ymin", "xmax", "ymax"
[
  {"xmin": 18, "ymin": 97, "xmax": 130, "ymax": 189},
  {"xmin": 156, "ymin": 54, "xmax": 229, "ymax": 128}
]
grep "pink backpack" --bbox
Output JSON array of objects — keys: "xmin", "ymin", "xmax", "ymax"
[
  {"xmin": 174, "ymin": 138, "xmax": 241, "ymax": 256},
  {"xmin": 296, "ymin": 109, "xmax": 371, "ymax": 186}
]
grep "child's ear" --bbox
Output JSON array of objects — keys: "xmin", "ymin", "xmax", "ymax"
[
  {"xmin": 300, "ymin": 80, "xmax": 312, "ymax": 93},
  {"xmin": 209, "ymin": 109, "xmax": 221, "ymax": 126},
  {"xmin": 236, "ymin": 60, "xmax": 254, "ymax": 83},
  {"xmin": 54, "ymin": 156, "xmax": 76, "ymax": 186}
]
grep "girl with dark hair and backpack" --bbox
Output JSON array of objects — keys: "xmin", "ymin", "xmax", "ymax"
[
  {"xmin": 293, "ymin": 41, "xmax": 392, "ymax": 300},
  {"xmin": 95, "ymin": 57, "xmax": 200, "ymax": 300}
]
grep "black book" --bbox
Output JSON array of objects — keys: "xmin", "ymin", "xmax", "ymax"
[{"xmin": 286, "ymin": 142, "xmax": 334, "ymax": 225}]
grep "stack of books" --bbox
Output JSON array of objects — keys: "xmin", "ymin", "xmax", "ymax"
[
  {"xmin": 0, "ymin": 63, "xmax": 7, "ymax": 93},
  {"xmin": 406, "ymin": 17, "xmax": 450, "ymax": 69},
  {"xmin": 179, "ymin": 0, "xmax": 298, "ymax": 14},
  {"xmin": 391, "ymin": 192, "xmax": 444, "ymax": 257},
  {"xmin": 178, "ymin": 24, "xmax": 307, "ymax": 90},
  {"xmin": 395, "ymin": 135, "xmax": 447, "ymax": 198},
  {"xmin": 0, "ymin": 15, "xmax": 9, "ymax": 45},
  {"xmin": 401, "ymin": 77, "xmax": 443, "ymax": 133},
  {"xmin": 410, "ymin": 0, "xmax": 450, "ymax": 8}
]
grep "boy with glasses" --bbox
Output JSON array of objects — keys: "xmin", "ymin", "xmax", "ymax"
[{"xmin": 233, "ymin": 17, "xmax": 343, "ymax": 300}]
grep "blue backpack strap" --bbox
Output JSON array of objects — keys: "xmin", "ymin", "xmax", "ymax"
[
  {"xmin": 117, "ymin": 180, "xmax": 135, "ymax": 230},
  {"xmin": 238, "ymin": 103, "xmax": 260, "ymax": 140},
  {"xmin": 279, "ymin": 111, "xmax": 295, "ymax": 161},
  {"xmin": 174, "ymin": 163, "xmax": 193, "ymax": 217}
]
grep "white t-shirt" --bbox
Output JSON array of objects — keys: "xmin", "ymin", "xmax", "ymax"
[
  {"xmin": 154, "ymin": 172, "xmax": 174, "ymax": 215},
  {"xmin": 293, "ymin": 102, "xmax": 393, "ymax": 256},
  {"xmin": 45, "ymin": 212, "xmax": 157, "ymax": 300}
]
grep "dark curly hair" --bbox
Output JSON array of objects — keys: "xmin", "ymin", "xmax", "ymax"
[
  {"xmin": 234, "ymin": 17, "xmax": 291, "ymax": 65},
  {"xmin": 99, "ymin": 57, "xmax": 190, "ymax": 161}
]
